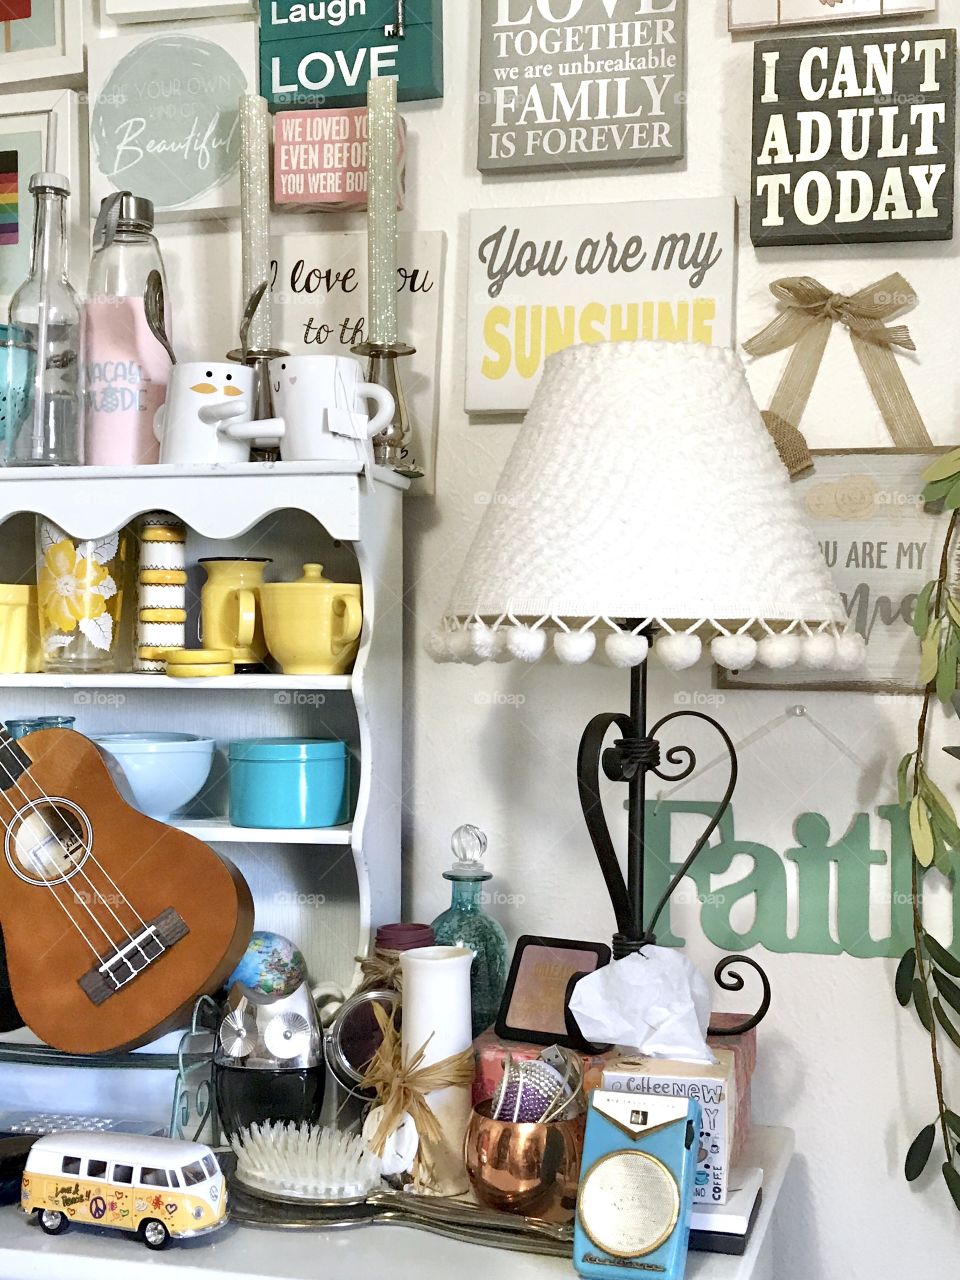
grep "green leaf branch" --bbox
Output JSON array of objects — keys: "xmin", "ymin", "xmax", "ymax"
[{"xmin": 898, "ymin": 453, "xmax": 960, "ymax": 1205}]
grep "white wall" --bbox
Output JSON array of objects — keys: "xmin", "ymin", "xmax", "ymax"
[
  {"xmin": 81, "ymin": 2, "xmax": 960, "ymax": 1275},
  {"xmin": 399, "ymin": 5, "xmax": 960, "ymax": 1280}
]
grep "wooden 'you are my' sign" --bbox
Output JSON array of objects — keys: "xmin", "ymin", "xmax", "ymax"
[{"xmin": 751, "ymin": 29, "xmax": 956, "ymax": 246}]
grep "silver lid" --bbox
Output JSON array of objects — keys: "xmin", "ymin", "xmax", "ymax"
[
  {"xmin": 110, "ymin": 192, "xmax": 154, "ymax": 231},
  {"xmin": 29, "ymin": 172, "xmax": 70, "ymax": 195}
]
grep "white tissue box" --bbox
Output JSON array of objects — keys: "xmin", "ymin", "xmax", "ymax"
[{"xmin": 601, "ymin": 1049, "xmax": 737, "ymax": 1204}]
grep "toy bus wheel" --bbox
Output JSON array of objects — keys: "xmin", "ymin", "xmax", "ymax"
[
  {"xmin": 139, "ymin": 1219, "xmax": 171, "ymax": 1251},
  {"xmin": 38, "ymin": 1210, "xmax": 68, "ymax": 1235}
]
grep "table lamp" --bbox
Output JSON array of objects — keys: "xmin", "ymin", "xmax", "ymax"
[{"xmin": 431, "ymin": 340, "xmax": 860, "ymax": 980}]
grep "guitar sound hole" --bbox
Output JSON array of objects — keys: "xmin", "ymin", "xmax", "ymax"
[{"xmin": 5, "ymin": 800, "xmax": 91, "ymax": 886}]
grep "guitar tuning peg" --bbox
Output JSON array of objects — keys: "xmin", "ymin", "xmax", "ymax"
[{"xmin": 384, "ymin": 0, "xmax": 405, "ymax": 38}]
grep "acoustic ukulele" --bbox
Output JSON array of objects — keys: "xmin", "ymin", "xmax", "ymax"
[{"xmin": 0, "ymin": 728, "xmax": 254, "ymax": 1055}]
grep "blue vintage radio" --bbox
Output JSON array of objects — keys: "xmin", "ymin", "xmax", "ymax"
[{"xmin": 574, "ymin": 1090, "xmax": 701, "ymax": 1280}]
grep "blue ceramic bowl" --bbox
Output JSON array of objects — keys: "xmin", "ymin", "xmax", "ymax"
[
  {"xmin": 90, "ymin": 731, "xmax": 215, "ymax": 819},
  {"xmin": 228, "ymin": 738, "xmax": 349, "ymax": 829}
]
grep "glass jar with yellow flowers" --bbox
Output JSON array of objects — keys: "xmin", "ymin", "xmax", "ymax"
[{"xmin": 36, "ymin": 518, "xmax": 128, "ymax": 673}]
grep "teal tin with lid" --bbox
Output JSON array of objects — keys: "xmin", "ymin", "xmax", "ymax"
[{"xmin": 228, "ymin": 738, "xmax": 351, "ymax": 829}]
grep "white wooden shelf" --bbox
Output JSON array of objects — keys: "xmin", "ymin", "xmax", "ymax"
[
  {"xmin": 0, "ymin": 673, "xmax": 353, "ymax": 691},
  {"xmin": 172, "ymin": 819, "xmax": 353, "ymax": 845}
]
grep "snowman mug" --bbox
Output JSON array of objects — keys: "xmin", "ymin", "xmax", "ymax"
[
  {"xmin": 155, "ymin": 362, "xmax": 285, "ymax": 465},
  {"xmin": 269, "ymin": 355, "xmax": 394, "ymax": 463}
]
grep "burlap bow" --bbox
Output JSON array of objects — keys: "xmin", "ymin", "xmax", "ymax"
[
  {"xmin": 361, "ymin": 1001, "xmax": 475, "ymax": 1189},
  {"xmin": 743, "ymin": 275, "xmax": 931, "ymax": 478}
]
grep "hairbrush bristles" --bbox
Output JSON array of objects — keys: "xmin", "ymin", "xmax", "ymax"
[{"xmin": 231, "ymin": 1121, "xmax": 382, "ymax": 1202}]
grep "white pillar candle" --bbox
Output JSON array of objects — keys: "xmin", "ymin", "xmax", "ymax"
[
  {"xmin": 399, "ymin": 945, "xmax": 474, "ymax": 1196},
  {"xmin": 239, "ymin": 93, "xmax": 273, "ymax": 352},
  {"xmin": 366, "ymin": 76, "xmax": 399, "ymax": 346}
]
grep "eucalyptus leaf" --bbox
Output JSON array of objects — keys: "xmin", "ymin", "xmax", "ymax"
[
  {"xmin": 896, "ymin": 949, "xmax": 917, "ymax": 1006},
  {"xmin": 898, "ymin": 753, "xmax": 915, "ymax": 808},
  {"xmin": 911, "ymin": 797, "xmax": 935, "ymax": 868},
  {"xmin": 934, "ymin": 999, "xmax": 960, "ymax": 1052},
  {"xmin": 933, "ymin": 969, "xmax": 960, "ymax": 1017},
  {"xmin": 920, "ymin": 773, "xmax": 959, "ymax": 827},
  {"xmin": 914, "ymin": 581, "xmax": 937, "ymax": 639},
  {"xmin": 938, "ymin": 643, "xmax": 960, "ymax": 703},
  {"xmin": 905, "ymin": 1124, "xmax": 937, "ymax": 1181},
  {"xmin": 921, "ymin": 449, "xmax": 960, "ymax": 484},
  {"xmin": 925, "ymin": 935, "xmax": 960, "ymax": 980},
  {"xmin": 942, "ymin": 1162, "xmax": 960, "ymax": 1214},
  {"xmin": 923, "ymin": 477, "xmax": 953, "ymax": 507},
  {"xmin": 944, "ymin": 477, "xmax": 960, "ymax": 511},
  {"xmin": 920, "ymin": 628, "xmax": 942, "ymax": 687},
  {"xmin": 946, "ymin": 1111, "xmax": 960, "ymax": 1140},
  {"xmin": 948, "ymin": 596, "xmax": 960, "ymax": 631},
  {"xmin": 915, "ymin": 978, "xmax": 935, "ymax": 1032},
  {"xmin": 933, "ymin": 833, "xmax": 954, "ymax": 878}
]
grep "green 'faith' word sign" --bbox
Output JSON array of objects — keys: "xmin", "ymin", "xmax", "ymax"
[
  {"xmin": 260, "ymin": 0, "xmax": 444, "ymax": 110},
  {"xmin": 647, "ymin": 800, "xmax": 958, "ymax": 959}
]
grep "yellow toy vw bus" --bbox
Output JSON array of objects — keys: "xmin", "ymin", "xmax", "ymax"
[{"xmin": 21, "ymin": 1131, "xmax": 227, "ymax": 1250}]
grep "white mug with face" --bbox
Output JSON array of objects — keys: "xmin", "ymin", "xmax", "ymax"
[
  {"xmin": 269, "ymin": 355, "xmax": 394, "ymax": 465},
  {"xmin": 154, "ymin": 362, "xmax": 284, "ymax": 465}
]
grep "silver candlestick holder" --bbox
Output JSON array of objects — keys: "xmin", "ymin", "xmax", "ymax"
[
  {"xmin": 351, "ymin": 339, "xmax": 422, "ymax": 477},
  {"xmin": 227, "ymin": 345, "xmax": 288, "ymax": 463}
]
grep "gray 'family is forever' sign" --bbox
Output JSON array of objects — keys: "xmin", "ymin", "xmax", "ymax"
[
  {"xmin": 751, "ymin": 29, "xmax": 956, "ymax": 246},
  {"xmin": 478, "ymin": 0, "xmax": 686, "ymax": 173}
]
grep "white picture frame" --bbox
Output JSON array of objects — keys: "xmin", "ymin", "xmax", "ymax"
[
  {"xmin": 102, "ymin": 0, "xmax": 256, "ymax": 22},
  {"xmin": 87, "ymin": 21, "xmax": 258, "ymax": 219},
  {"xmin": 0, "ymin": 88, "xmax": 85, "ymax": 315},
  {"xmin": 728, "ymin": 0, "xmax": 936, "ymax": 33},
  {"xmin": 0, "ymin": 0, "xmax": 83, "ymax": 87}
]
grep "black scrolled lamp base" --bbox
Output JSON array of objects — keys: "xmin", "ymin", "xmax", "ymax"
[{"xmin": 576, "ymin": 628, "xmax": 772, "ymax": 1038}]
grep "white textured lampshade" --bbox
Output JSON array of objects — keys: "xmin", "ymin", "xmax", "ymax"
[{"xmin": 433, "ymin": 341, "xmax": 860, "ymax": 672}]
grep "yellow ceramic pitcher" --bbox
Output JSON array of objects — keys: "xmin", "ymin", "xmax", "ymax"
[
  {"xmin": 199, "ymin": 558, "xmax": 271, "ymax": 667},
  {"xmin": 259, "ymin": 565, "xmax": 363, "ymax": 676},
  {"xmin": 0, "ymin": 585, "xmax": 41, "ymax": 673}
]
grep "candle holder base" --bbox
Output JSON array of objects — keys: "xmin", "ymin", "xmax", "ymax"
[
  {"xmin": 227, "ymin": 346, "xmax": 288, "ymax": 463},
  {"xmin": 351, "ymin": 340, "xmax": 422, "ymax": 476}
]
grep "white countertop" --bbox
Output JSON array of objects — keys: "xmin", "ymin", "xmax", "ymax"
[{"xmin": 0, "ymin": 1127, "xmax": 794, "ymax": 1280}]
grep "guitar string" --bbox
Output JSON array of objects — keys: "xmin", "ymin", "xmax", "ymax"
[
  {"xmin": 0, "ymin": 730, "xmax": 158, "ymax": 936},
  {"xmin": 0, "ymin": 751, "xmax": 161, "ymax": 981},
  {"xmin": 0, "ymin": 748, "xmax": 135, "ymax": 981},
  {"xmin": 0, "ymin": 747, "xmax": 159, "ymax": 982}
]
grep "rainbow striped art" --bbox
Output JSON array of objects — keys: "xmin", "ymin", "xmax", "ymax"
[{"xmin": 0, "ymin": 151, "xmax": 17, "ymax": 248}]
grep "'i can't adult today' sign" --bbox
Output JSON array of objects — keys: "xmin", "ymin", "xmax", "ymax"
[
  {"xmin": 751, "ymin": 29, "xmax": 956, "ymax": 246},
  {"xmin": 478, "ymin": 0, "xmax": 685, "ymax": 172}
]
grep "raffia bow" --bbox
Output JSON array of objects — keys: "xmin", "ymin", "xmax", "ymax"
[
  {"xmin": 743, "ymin": 274, "xmax": 931, "ymax": 478},
  {"xmin": 361, "ymin": 1001, "xmax": 475, "ymax": 1189},
  {"xmin": 355, "ymin": 950, "xmax": 403, "ymax": 993}
]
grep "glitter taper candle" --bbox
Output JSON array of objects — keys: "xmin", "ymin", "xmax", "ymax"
[
  {"xmin": 366, "ymin": 76, "xmax": 399, "ymax": 346},
  {"xmin": 239, "ymin": 94, "xmax": 273, "ymax": 352}
]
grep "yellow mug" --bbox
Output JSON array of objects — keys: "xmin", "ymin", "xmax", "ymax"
[
  {"xmin": 199, "ymin": 558, "xmax": 270, "ymax": 667},
  {"xmin": 259, "ymin": 565, "xmax": 363, "ymax": 676},
  {"xmin": 0, "ymin": 585, "xmax": 41, "ymax": 673}
]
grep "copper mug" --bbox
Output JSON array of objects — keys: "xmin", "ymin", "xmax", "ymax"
[{"xmin": 463, "ymin": 1101, "xmax": 585, "ymax": 1225}]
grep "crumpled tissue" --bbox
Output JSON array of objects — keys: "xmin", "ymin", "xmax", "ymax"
[{"xmin": 568, "ymin": 947, "xmax": 716, "ymax": 1064}]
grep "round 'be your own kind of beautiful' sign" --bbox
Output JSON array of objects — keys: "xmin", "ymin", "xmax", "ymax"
[{"xmin": 90, "ymin": 33, "xmax": 250, "ymax": 214}]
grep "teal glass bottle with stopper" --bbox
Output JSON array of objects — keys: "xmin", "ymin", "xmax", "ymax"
[{"xmin": 431, "ymin": 825, "xmax": 509, "ymax": 1039}]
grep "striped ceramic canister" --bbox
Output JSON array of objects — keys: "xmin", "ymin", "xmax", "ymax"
[{"xmin": 135, "ymin": 512, "xmax": 187, "ymax": 672}]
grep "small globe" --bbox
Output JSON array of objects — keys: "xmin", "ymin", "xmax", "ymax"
[{"xmin": 227, "ymin": 931, "xmax": 308, "ymax": 997}]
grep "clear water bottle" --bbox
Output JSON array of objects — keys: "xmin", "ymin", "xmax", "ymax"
[
  {"xmin": 5, "ymin": 172, "xmax": 83, "ymax": 466},
  {"xmin": 85, "ymin": 192, "xmax": 170, "ymax": 466}
]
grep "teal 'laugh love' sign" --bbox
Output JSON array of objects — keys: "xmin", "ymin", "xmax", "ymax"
[{"xmin": 260, "ymin": 0, "xmax": 444, "ymax": 109}]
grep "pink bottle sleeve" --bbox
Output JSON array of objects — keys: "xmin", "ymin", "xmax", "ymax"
[{"xmin": 84, "ymin": 298, "xmax": 171, "ymax": 466}]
